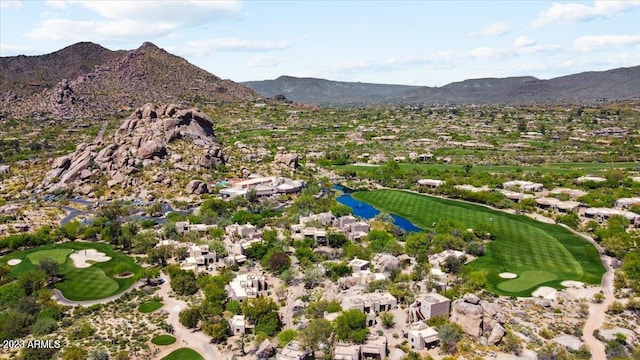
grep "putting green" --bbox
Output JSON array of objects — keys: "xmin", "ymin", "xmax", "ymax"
[
  {"xmin": 351, "ymin": 189, "xmax": 605, "ymax": 296},
  {"xmin": 26, "ymin": 249, "xmax": 73, "ymax": 265},
  {"xmin": 1, "ymin": 242, "xmax": 141, "ymax": 301},
  {"xmin": 56, "ymin": 266, "xmax": 119, "ymax": 300},
  {"xmin": 161, "ymin": 348, "xmax": 204, "ymax": 360},
  {"xmin": 496, "ymin": 270, "xmax": 557, "ymax": 292}
]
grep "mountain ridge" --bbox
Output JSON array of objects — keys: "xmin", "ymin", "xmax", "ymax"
[
  {"xmin": 243, "ymin": 66, "xmax": 640, "ymax": 105},
  {"xmin": 1, "ymin": 42, "xmax": 258, "ymax": 119}
]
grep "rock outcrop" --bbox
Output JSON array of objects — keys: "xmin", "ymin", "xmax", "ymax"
[
  {"xmin": 185, "ymin": 180, "xmax": 209, "ymax": 195},
  {"xmin": 371, "ymin": 254, "xmax": 401, "ymax": 273},
  {"xmin": 41, "ymin": 103, "xmax": 224, "ymax": 194},
  {"xmin": 274, "ymin": 152, "xmax": 299, "ymax": 169},
  {"xmin": 450, "ymin": 294, "xmax": 506, "ymax": 344}
]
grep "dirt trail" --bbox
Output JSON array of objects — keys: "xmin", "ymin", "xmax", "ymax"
[
  {"xmin": 153, "ymin": 275, "xmax": 228, "ymax": 360},
  {"xmin": 581, "ymin": 255, "xmax": 615, "ymax": 360}
]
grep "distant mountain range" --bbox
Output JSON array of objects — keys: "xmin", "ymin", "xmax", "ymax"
[
  {"xmin": 243, "ymin": 66, "xmax": 640, "ymax": 106},
  {"xmin": 1, "ymin": 41, "xmax": 638, "ymax": 120},
  {"xmin": 0, "ymin": 42, "xmax": 257, "ymax": 119}
]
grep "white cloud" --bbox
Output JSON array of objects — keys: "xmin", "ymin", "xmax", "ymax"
[
  {"xmin": 469, "ymin": 22, "xmax": 509, "ymax": 36},
  {"xmin": 28, "ymin": 1, "xmax": 242, "ymax": 40},
  {"xmin": 482, "ymin": 22, "xmax": 509, "ymax": 36},
  {"xmin": 27, "ymin": 18, "xmax": 177, "ymax": 41},
  {"xmin": 513, "ymin": 35, "xmax": 537, "ymax": 48},
  {"xmin": 0, "ymin": 43, "xmax": 36, "ymax": 56},
  {"xmin": 531, "ymin": 1, "xmax": 640, "ymax": 28},
  {"xmin": 246, "ymin": 55, "xmax": 283, "ymax": 68},
  {"xmin": 184, "ymin": 38, "xmax": 291, "ymax": 56},
  {"xmin": 44, "ymin": 0, "xmax": 69, "ymax": 9},
  {"xmin": 469, "ymin": 47, "xmax": 511, "ymax": 59},
  {"xmin": 0, "ymin": 0, "xmax": 22, "ymax": 9},
  {"xmin": 78, "ymin": 1, "xmax": 241, "ymax": 22},
  {"xmin": 573, "ymin": 35, "xmax": 640, "ymax": 52}
]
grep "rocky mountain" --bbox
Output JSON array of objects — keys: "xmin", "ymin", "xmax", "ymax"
[
  {"xmin": 1, "ymin": 42, "xmax": 258, "ymax": 119},
  {"xmin": 243, "ymin": 66, "xmax": 640, "ymax": 106},
  {"xmin": 242, "ymin": 75, "xmax": 420, "ymax": 105},
  {"xmin": 0, "ymin": 42, "xmax": 127, "ymax": 100},
  {"xmin": 40, "ymin": 103, "xmax": 226, "ymax": 197}
]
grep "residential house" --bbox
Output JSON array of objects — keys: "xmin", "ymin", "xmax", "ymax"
[
  {"xmin": 348, "ymin": 258, "xmax": 370, "ymax": 272},
  {"xmin": 360, "ymin": 335, "xmax": 387, "ymax": 360},
  {"xmin": 417, "ymin": 179, "xmax": 445, "ymax": 188},
  {"xmin": 502, "ymin": 180, "xmax": 544, "ymax": 192},
  {"xmin": 230, "ymin": 315, "xmax": 253, "ymax": 335},
  {"xmin": 341, "ymin": 291, "xmax": 397, "ymax": 315},
  {"xmin": 404, "ymin": 321, "xmax": 439, "ymax": 350},
  {"xmin": 226, "ymin": 273, "xmax": 268, "ymax": 301},
  {"xmin": 408, "ymin": 293, "xmax": 451, "ymax": 322},
  {"xmin": 277, "ymin": 341, "xmax": 312, "ymax": 360}
]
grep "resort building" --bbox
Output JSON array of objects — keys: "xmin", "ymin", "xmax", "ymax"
[
  {"xmin": 219, "ymin": 176, "xmax": 305, "ymax": 198},
  {"xmin": 299, "ymin": 212, "xmax": 333, "ymax": 226},
  {"xmin": 226, "ymin": 223, "xmax": 258, "ymax": 239},
  {"xmin": 226, "ymin": 273, "xmax": 268, "ymax": 301},
  {"xmin": 502, "ymin": 180, "xmax": 544, "ymax": 192},
  {"xmin": 404, "ymin": 321, "xmax": 439, "ymax": 350},
  {"xmin": 340, "ymin": 291, "xmax": 397, "ymax": 315},
  {"xmin": 408, "ymin": 293, "xmax": 451, "ymax": 322},
  {"xmin": 348, "ymin": 258, "xmax": 370, "ymax": 272},
  {"xmin": 230, "ymin": 315, "xmax": 252, "ymax": 335},
  {"xmin": 417, "ymin": 179, "xmax": 445, "ymax": 188},
  {"xmin": 583, "ymin": 207, "xmax": 639, "ymax": 223},
  {"xmin": 615, "ymin": 197, "xmax": 640, "ymax": 209},
  {"xmin": 277, "ymin": 341, "xmax": 312, "ymax": 360}
]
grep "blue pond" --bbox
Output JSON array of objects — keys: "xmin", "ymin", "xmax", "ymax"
[{"xmin": 336, "ymin": 193, "xmax": 422, "ymax": 232}]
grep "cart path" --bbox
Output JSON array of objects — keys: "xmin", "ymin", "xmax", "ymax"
[{"xmin": 153, "ymin": 274, "xmax": 229, "ymax": 360}]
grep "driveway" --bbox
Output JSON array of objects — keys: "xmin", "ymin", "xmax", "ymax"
[{"xmin": 154, "ymin": 275, "xmax": 228, "ymax": 360}]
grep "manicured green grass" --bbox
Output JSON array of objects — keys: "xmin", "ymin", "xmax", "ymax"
[
  {"xmin": 160, "ymin": 348, "xmax": 204, "ymax": 360},
  {"xmin": 337, "ymin": 161, "xmax": 639, "ymax": 175},
  {"xmin": 352, "ymin": 189, "xmax": 605, "ymax": 296},
  {"xmin": 496, "ymin": 270, "xmax": 557, "ymax": 293},
  {"xmin": 139, "ymin": 300, "xmax": 163, "ymax": 313},
  {"xmin": 0, "ymin": 242, "xmax": 141, "ymax": 301},
  {"xmin": 151, "ymin": 335, "xmax": 176, "ymax": 346},
  {"xmin": 26, "ymin": 249, "xmax": 73, "ymax": 265}
]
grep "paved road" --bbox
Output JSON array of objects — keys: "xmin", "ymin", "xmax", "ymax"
[
  {"xmin": 154, "ymin": 275, "xmax": 228, "ymax": 360},
  {"xmin": 51, "ymin": 280, "xmax": 142, "ymax": 306}
]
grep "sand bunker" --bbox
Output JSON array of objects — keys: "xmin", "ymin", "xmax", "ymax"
[
  {"xmin": 69, "ymin": 249, "xmax": 111, "ymax": 268},
  {"xmin": 499, "ymin": 272, "xmax": 517, "ymax": 279},
  {"xmin": 7, "ymin": 259, "xmax": 21, "ymax": 266},
  {"xmin": 532, "ymin": 286, "xmax": 558, "ymax": 300},
  {"xmin": 561, "ymin": 280, "xmax": 584, "ymax": 288}
]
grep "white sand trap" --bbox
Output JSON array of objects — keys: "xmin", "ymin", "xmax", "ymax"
[
  {"xmin": 499, "ymin": 272, "xmax": 517, "ymax": 279},
  {"xmin": 532, "ymin": 286, "xmax": 558, "ymax": 300},
  {"xmin": 69, "ymin": 249, "xmax": 111, "ymax": 268},
  {"xmin": 561, "ymin": 280, "xmax": 584, "ymax": 288},
  {"xmin": 7, "ymin": 259, "xmax": 21, "ymax": 266}
]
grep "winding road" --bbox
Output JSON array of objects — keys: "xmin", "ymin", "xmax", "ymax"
[{"xmin": 154, "ymin": 274, "xmax": 227, "ymax": 360}]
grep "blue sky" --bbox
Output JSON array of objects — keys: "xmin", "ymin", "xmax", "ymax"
[{"xmin": 1, "ymin": 0, "xmax": 639, "ymax": 86}]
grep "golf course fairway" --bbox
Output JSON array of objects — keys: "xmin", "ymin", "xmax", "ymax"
[{"xmin": 352, "ymin": 189, "xmax": 605, "ymax": 296}]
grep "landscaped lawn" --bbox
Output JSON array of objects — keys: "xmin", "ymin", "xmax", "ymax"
[
  {"xmin": 352, "ymin": 189, "xmax": 605, "ymax": 296},
  {"xmin": 337, "ymin": 161, "xmax": 639, "ymax": 175},
  {"xmin": 160, "ymin": 348, "xmax": 204, "ymax": 360},
  {"xmin": 26, "ymin": 248, "xmax": 73, "ymax": 265},
  {"xmin": 139, "ymin": 300, "xmax": 163, "ymax": 313},
  {"xmin": 151, "ymin": 335, "xmax": 176, "ymax": 346},
  {"xmin": 0, "ymin": 242, "xmax": 141, "ymax": 301}
]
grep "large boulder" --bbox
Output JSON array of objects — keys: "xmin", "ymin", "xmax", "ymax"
[
  {"xmin": 137, "ymin": 139, "xmax": 166, "ymax": 159},
  {"xmin": 450, "ymin": 300, "xmax": 484, "ymax": 337},
  {"xmin": 487, "ymin": 323, "xmax": 505, "ymax": 345},
  {"xmin": 185, "ymin": 180, "xmax": 209, "ymax": 195},
  {"xmin": 372, "ymin": 254, "xmax": 401, "ymax": 273},
  {"xmin": 39, "ymin": 103, "xmax": 224, "ymax": 193},
  {"xmin": 274, "ymin": 153, "xmax": 299, "ymax": 169},
  {"xmin": 450, "ymin": 294, "xmax": 505, "ymax": 340}
]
